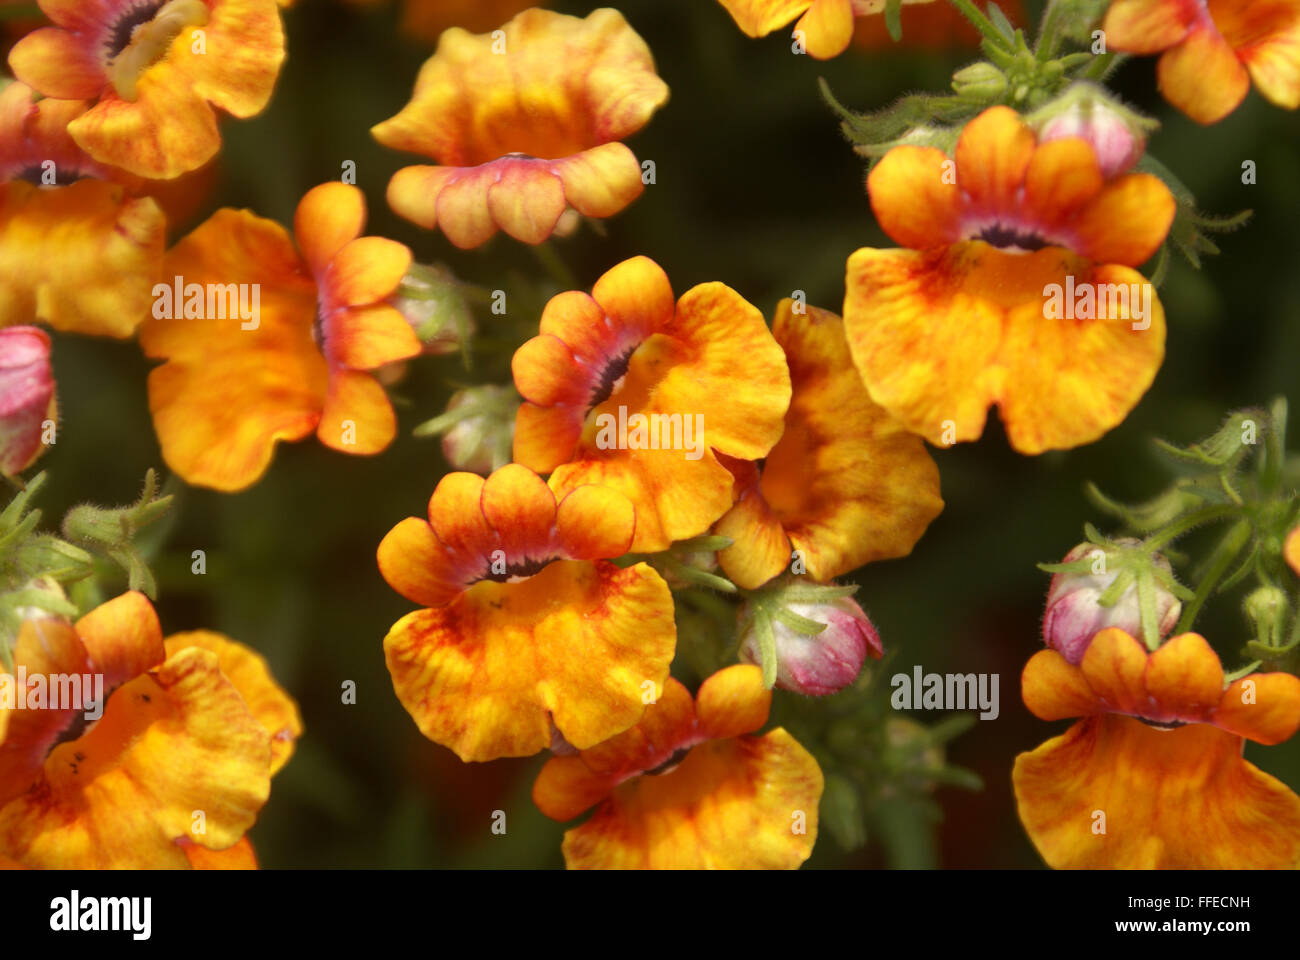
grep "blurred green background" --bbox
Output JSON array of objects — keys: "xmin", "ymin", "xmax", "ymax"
[{"xmin": 26, "ymin": 0, "xmax": 1300, "ymax": 867}]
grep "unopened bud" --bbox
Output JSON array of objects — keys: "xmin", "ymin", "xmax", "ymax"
[
  {"xmin": 1034, "ymin": 84, "xmax": 1149, "ymax": 178},
  {"xmin": 1043, "ymin": 540, "xmax": 1180, "ymax": 664},
  {"xmin": 0, "ymin": 326, "xmax": 56, "ymax": 477},
  {"xmin": 740, "ymin": 590, "xmax": 882, "ymax": 697},
  {"xmin": 391, "ymin": 264, "xmax": 475, "ymax": 356}
]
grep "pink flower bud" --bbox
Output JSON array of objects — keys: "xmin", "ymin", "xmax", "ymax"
[
  {"xmin": 741, "ymin": 595, "xmax": 883, "ymax": 697},
  {"xmin": 1042, "ymin": 541, "xmax": 1181, "ymax": 665},
  {"xmin": 0, "ymin": 326, "xmax": 55, "ymax": 476},
  {"xmin": 1038, "ymin": 99, "xmax": 1145, "ymax": 178}
]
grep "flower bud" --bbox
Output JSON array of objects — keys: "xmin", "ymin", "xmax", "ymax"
[
  {"xmin": 1035, "ymin": 86, "xmax": 1148, "ymax": 178},
  {"xmin": 0, "ymin": 326, "xmax": 55, "ymax": 477},
  {"xmin": 391, "ymin": 264, "xmax": 475, "ymax": 356},
  {"xmin": 740, "ymin": 592, "xmax": 883, "ymax": 697},
  {"xmin": 1043, "ymin": 540, "xmax": 1180, "ymax": 664},
  {"xmin": 436, "ymin": 385, "xmax": 517, "ymax": 475},
  {"xmin": 951, "ymin": 62, "xmax": 1008, "ymax": 100}
]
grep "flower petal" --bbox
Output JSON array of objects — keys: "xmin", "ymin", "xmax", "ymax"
[
  {"xmin": 555, "ymin": 485, "xmax": 637, "ymax": 560},
  {"xmin": 326, "ymin": 237, "xmax": 412, "ymax": 308},
  {"xmin": 796, "ymin": 0, "xmax": 855, "ymax": 59},
  {"xmin": 328, "ymin": 304, "xmax": 422, "ymax": 370},
  {"xmin": 1079, "ymin": 628, "xmax": 1150, "ymax": 716},
  {"xmin": 1102, "ymin": 0, "xmax": 1199, "ymax": 53},
  {"xmin": 7, "ymin": 26, "xmax": 106, "ymax": 99},
  {"xmin": 1217, "ymin": 672, "xmax": 1300, "ymax": 745},
  {"xmin": 954, "ymin": 105, "xmax": 1037, "ymax": 214},
  {"xmin": 163, "ymin": 630, "xmax": 303, "ymax": 776},
  {"xmin": 1021, "ymin": 649, "xmax": 1102, "ymax": 721},
  {"xmin": 75, "ymin": 591, "xmax": 165, "ymax": 691},
  {"xmin": 867, "ymin": 145, "xmax": 963, "ymax": 249},
  {"xmin": 1014, "ymin": 714, "xmax": 1300, "ymax": 868},
  {"xmin": 383, "ymin": 559, "xmax": 675, "ymax": 761},
  {"xmin": 560, "ymin": 731, "xmax": 822, "ymax": 869},
  {"xmin": 316, "ymin": 369, "xmax": 397, "ymax": 455},
  {"xmin": 696, "ymin": 664, "xmax": 771, "ymax": 740},
  {"xmin": 294, "ymin": 182, "xmax": 366, "ymax": 277},
  {"xmin": 1156, "ymin": 22, "xmax": 1252, "ymax": 124}
]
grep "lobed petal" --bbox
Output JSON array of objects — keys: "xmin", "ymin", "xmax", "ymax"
[
  {"xmin": 382, "ymin": 559, "xmax": 675, "ymax": 762},
  {"xmin": 1014, "ymin": 714, "xmax": 1300, "ymax": 868}
]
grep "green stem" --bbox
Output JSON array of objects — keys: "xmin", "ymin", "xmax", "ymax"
[
  {"xmin": 1174, "ymin": 519, "xmax": 1252, "ymax": 633},
  {"xmin": 530, "ymin": 242, "xmax": 578, "ymax": 291},
  {"xmin": 1141, "ymin": 504, "xmax": 1235, "ymax": 550},
  {"xmin": 946, "ymin": 0, "xmax": 1013, "ymax": 52}
]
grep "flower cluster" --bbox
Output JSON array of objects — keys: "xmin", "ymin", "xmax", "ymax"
[{"xmin": 2, "ymin": 0, "xmax": 1298, "ymax": 873}]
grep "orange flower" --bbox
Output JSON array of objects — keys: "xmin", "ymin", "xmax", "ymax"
[
  {"xmin": 844, "ymin": 106, "xmax": 1176, "ymax": 454},
  {"xmin": 377, "ymin": 463, "xmax": 677, "ymax": 763},
  {"xmin": 1285, "ymin": 524, "xmax": 1300, "ymax": 577},
  {"xmin": 140, "ymin": 182, "xmax": 422, "ymax": 491},
  {"xmin": 512, "ymin": 256, "xmax": 791, "ymax": 553},
  {"xmin": 0, "ymin": 82, "xmax": 164, "ymax": 338},
  {"xmin": 852, "ymin": 0, "xmax": 1023, "ymax": 49},
  {"xmin": 371, "ymin": 8, "xmax": 668, "ymax": 248},
  {"xmin": 717, "ymin": 0, "xmax": 938, "ymax": 59},
  {"xmin": 534, "ymin": 664, "xmax": 823, "ymax": 869},
  {"xmin": 714, "ymin": 299, "xmax": 942, "ymax": 589},
  {"xmin": 8, "ymin": 0, "xmax": 285, "ymax": 178},
  {"xmin": 1103, "ymin": 0, "xmax": 1300, "ymax": 124},
  {"xmin": 0, "ymin": 593, "xmax": 301, "ymax": 869},
  {"xmin": 1013, "ymin": 628, "xmax": 1300, "ymax": 868}
]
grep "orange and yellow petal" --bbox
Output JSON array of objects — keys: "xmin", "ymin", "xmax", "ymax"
[
  {"xmin": 714, "ymin": 457, "xmax": 792, "ymax": 589},
  {"xmin": 546, "ymin": 281, "xmax": 791, "ymax": 552},
  {"xmin": 140, "ymin": 208, "xmax": 327, "ymax": 491},
  {"xmin": 0, "ymin": 647, "xmax": 272, "ymax": 869},
  {"xmin": 695, "ymin": 663, "xmax": 771, "ymax": 740},
  {"xmin": 74, "ymin": 590, "xmax": 165, "ymax": 690},
  {"xmin": 0, "ymin": 180, "xmax": 164, "ymax": 337},
  {"xmin": 795, "ymin": 0, "xmax": 855, "ymax": 59},
  {"xmin": 1158, "ymin": 21, "xmax": 1252, "ymax": 123},
  {"xmin": 844, "ymin": 245, "xmax": 1165, "ymax": 453},
  {"xmin": 955, "ymin": 106, "xmax": 1037, "ymax": 216},
  {"xmin": 1014, "ymin": 714, "xmax": 1300, "ymax": 868},
  {"xmin": 316, "ymin": 368, "xmax": 397, "ymax": 455},
  {"xmin": 1285, "ymin": 525, "xmax": 1300, "ymax": 578},
  {"xmin": 1214, "ymin": 0, "xmax": 1300, "ymax": 111},
  {"xmin": 383, "ymin": 559, "xmax": 675, "ymax": 762},
  {"xmin": 1102, "ymin": 0, "xmax": 1199, "ymax": 54},
  {"xmin": 716, "ymin": 0, "xmax": 813, "ymax": 37},
  {"xmin": 560, "ymin": 730, "xmax": 822, "ymax": 869},
  {"xmin": 324, "ymin": 237, "xmax": 412, "ymax": 308},
  {"xmin": 69, "ymin": 62, "xmax": 221, "ymax": 180},
  {"xmin": 294, "ymin": 182, "xmax": 366, "ymax": 277},
  {"xmin": 373, "ymin": 8, "xmax": 667, "ymax": 244},
  {"xmin": 553, "ymin": 484, "xmax": 637, "ymax": 561},
  {"xmin": 718, "ymin": 301, "xmax": 942, "ymax": 588},
  {"xmin": 1021, "ymin": 648, "xmax": 1103, "ymax": 721},
  {"xmin": 182, "ymin": 834, "xmax": 258, "ymax": 869},
  {"xmin": 173, "ymin": 0, "xmax": 285, "ymax": 119},
  {"xmin": 7, "ymin": 26, "xmax": 106, "ymax": 100},
  {"xmin": 866, "ymin": 145, "xmax": 962, "ymax": 250},
  {"xmin": 328, "ymin": 304, "xmax": 421, "ymax": 371},
  {"xmin": 373, "ymin": 9, "xmax": 667, "ymax": 166},
  {"xmin": 164, "ymin": 630, "xmax": 303, "ymax": 775}
]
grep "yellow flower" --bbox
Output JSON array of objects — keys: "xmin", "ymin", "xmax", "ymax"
[
  {"xmin": 718, "ymin": 0, "xmax": 938, "ymax": 59},
  {"xmin": 1014, "ymin": 629, "xmax": 1300, "ymax": 868},
  {"xmin": 534, "ymin": 664, "xmax": 823, "ymax": 869},
  {"xmin": 715, "ymin": 299, "xmax": 942, "ymax": 589},
  {"xmin": 372, "ymin": 8, "xmax": 668, "ymax": 248},
  {"xmin": 844, "ymin": 106, "xmax": 1176, "ymax": 454},
  {"xmin": 1103, "ymin": 0, "xmax": 1300, "ymax": 124},
  {"xmin": 0, "ymin": 82, "xmax": 164, "ymax": 338},
  {"xmin": 377, "ymin": 464, "xmax": 677, "ymax": 763},
  {"xmin": 0, "ymin": 593, "xmax": 301, "ymax": 869},
  {"xmin": 140, "ymin": 182, "xmax": 422, "ymax": 491},
  {"xmin": 8, "ymin": 0, "xmax": 286, "ymax": 178},
  {"xmin": 512, "ymin": 256, "xmax": 791, "ymax": 553}
]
